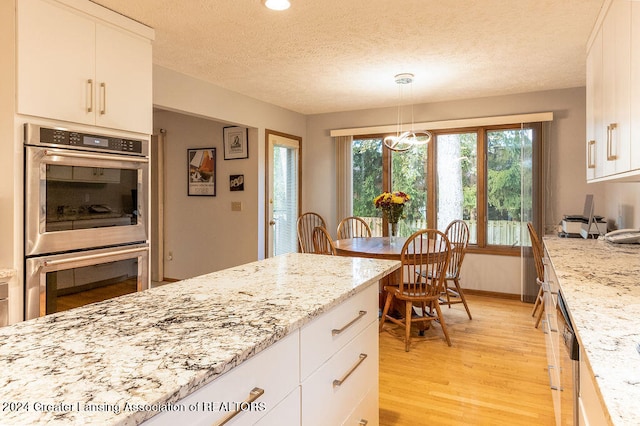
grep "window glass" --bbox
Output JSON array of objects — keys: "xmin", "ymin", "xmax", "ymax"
[
  {"xmin": 352, "ymin": 138, "xmax": 383, "ymax": 235},
  {"xmin": 436, "ymin": 133, "xmax": 478, "ymax": 243},
  {"xmin": 486, "ymin": 129, "xmax": 532, "ymax": 246},
  {"xmin": 391, "ymin": 143, "xmax": 427, "ymax": 237}
]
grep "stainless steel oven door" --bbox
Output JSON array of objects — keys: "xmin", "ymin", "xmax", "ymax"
[
  {"xmin": 25, "ymin": 146, "xmax": 149, "ymax": 256},
  {"xmin": 25, "ymin": 244, "xmax": 149, "ymax": 320}
]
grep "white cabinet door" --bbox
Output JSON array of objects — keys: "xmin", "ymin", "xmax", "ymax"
[
  {"xmin": 586, "ymin": 26, "xmax": 603, "ymax": 180},
  {"xmin": 95, "ymin": 23, "xmax": 153, "ymax": 134},
  {"xmin": 17, "ymin": 0, "xmax": 96, "ymax": 126},
  {"xmin": 601, "ymin": 0, "xmax": 631, "ymax": 176},
  {"xmin": 17, "ymin": 0, "xmax": 152, "ymax": 134},
  {"xmin": 631, "ymin": 2, "xmax": 640, "ymax": 170}
]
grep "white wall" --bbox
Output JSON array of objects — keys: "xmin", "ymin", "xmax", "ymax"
[{"xmin": 305, "ymin": 87, "xmax": 604, "ymax": 295}]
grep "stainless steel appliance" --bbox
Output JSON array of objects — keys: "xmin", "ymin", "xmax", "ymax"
[
  {"xmin": 557, "ymin": 290, "xmax": 580, "ymax": 425},
  {"xmin": 25, "ymin": 244, "xmax": 148, "ymax": 319},
  {"xmin": 24, "ymin": 123, "xmax": 150, "ymax": 319},
  {"xmin": 24, "ymin": 123, "xmax": 149, "ymax": 256}
]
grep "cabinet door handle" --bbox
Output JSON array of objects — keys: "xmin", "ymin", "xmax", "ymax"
[
  {"xmin": 587, "ymin": 140, "xmax": 596, "ymax": 169},
  {"xmin": 332, "ymin": 310, "xmax": 367, "ymax": 336},
  {"xmin": 547, "ymin": 365, "xmax": 559, "ymax": 391},
  {"xmin": 358, "ymin": 420, "xmax": 369, "ymax": 425},
  {"xmin": 87, "ymin": 79, "xmax": 94, "ymax": 113},
  {"xmin": 100, "ymin": 82, "xmax": 107, "ymax": 115},
  {"xmin": 212, "ymin": 387, "xmax": 264, "ymax": 426},
  {"xmin": 333, "ymin": 353, "xmax": 367, "ymax": 387},
  {"xmin": 607, "ymin": 123, "xmax": 618, "ymax": 161}
]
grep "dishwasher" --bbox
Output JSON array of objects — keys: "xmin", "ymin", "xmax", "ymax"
[{"xmin": 557, "ymin": 290, "xmax": 580, "ymax": 425}]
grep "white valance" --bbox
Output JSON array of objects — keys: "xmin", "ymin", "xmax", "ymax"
[{"xmin": 329, "ymin": 112, "xmax": 553, "ymax": 137}]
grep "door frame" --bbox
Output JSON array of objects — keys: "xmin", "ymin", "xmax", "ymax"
[{"xmin": 264, "ymin": 129, "xmax": 302, "ymax": 257}]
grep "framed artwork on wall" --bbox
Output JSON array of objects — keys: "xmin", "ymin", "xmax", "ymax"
[
  {"xmin": 230, "ymin": 174, "xmax": 244, "ymax": 191},
  {"xmin": 223, "ymin": 126, "xmax": 249, "ymax": 160},
  {"xmin": 188, "ymin": 148, "xmax": 216, "ymax": 196}
]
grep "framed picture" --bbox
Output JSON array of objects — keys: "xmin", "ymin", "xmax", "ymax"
[
  {"xmin": 230, "ymin": 174, "xmax": 244, "ymax": 191},
  {"xmin": 188, "ymin": 148, "xmax": 216, "ymax": 196},
  {"xmin": 223, "ymin": 126, "xmax": 249, "ymax": 160}
]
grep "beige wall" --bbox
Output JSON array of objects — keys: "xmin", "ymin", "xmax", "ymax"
[
  {"xmin": 152, "ymin": 66, "xmax": 307, "ymax": 277},
  {"xmin": 153, "ymin": 110, "xmax": 259, "ymax": 279}
]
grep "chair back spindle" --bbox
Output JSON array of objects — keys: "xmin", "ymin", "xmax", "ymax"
[{"xmin": 297, "ymin": 212, "xmax": 327, "ymax": 253}]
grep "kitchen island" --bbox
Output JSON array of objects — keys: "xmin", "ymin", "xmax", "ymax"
[
  {"xmin": 543, "ymin": 236, "xmax": 640, "ymax": 426},
  {"xmin": 0, "ymin": 253, "xmax": 400, "ymax": 425}
]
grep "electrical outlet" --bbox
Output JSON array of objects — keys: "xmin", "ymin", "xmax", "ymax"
[{"xmin": 231, "ymin": 201, "xmax": 243, "ymax": 211}]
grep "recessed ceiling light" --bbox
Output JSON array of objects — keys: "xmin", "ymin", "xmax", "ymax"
[{"xmin": 264, "ymin": 0, "xmax": 290, "ymax": 11}]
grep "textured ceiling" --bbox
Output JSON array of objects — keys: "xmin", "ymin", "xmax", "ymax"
[{"xmin": 91, "ymin": 0, "xmax": 604, "ymax": 115}]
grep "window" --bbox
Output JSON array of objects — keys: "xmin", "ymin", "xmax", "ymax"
[{"xmin": 351, "ymin": 123, "xmax": 542, "ymax": 254}]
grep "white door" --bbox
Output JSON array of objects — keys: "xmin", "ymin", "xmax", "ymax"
[{"xmin": 266, "ymin": 131, "xmax": 301, "ymax": 257}]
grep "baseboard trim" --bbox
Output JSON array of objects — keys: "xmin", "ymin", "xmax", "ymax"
[{"xmin": 464, "ymin": 288, "xmax": 522, "ymax": 300}]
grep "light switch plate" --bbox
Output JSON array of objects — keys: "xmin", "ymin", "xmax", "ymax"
[{"xmin": 231, "ymin": 201, "xmax": 243, "ymax": 211}]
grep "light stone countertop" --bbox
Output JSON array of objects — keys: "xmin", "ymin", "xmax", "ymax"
[
  {"xmin": 543, "ymin": 236, "xmax": 640, "ymax": 426},
  {"xmin": 0, "ymin": 253, "xmax": 400, "ymax": 425}
]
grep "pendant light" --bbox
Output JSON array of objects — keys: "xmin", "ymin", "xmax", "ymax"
[
  {"xmin": 264, "ymin": 0, "xmax": 291, "ymax": 11},
  {"xmin": 383, "ymin": 73, "xmax": 432, "ymax": 152}
]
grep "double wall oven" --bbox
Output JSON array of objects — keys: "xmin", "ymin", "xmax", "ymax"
[{"xmin": 24, "ymin": 123, "xmax": 150, "ymax": 320}]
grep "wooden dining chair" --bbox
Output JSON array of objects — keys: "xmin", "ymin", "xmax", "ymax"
[
  {"xmin": 297, "ymin": 212, "xmax": 327, "ymax": 253},
  {"xmin": 527, "ymin": 222, "xmax": 545, "ymax": 328},
  {"xmin": 336, "ymin": 216, "xmax": 372, "ymax": 239},
  {"xmin": 312, "ymin": 226, "xmax": 337, "ymax": 255},
  {"xmin": 380, "ymin": 229, "xmax": 452, "ymax": 351},
  {"xmin": 440, "ymin": 219, "xmax": 472, "ymax": 319}
]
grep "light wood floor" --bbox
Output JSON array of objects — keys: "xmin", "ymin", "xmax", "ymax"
[
  {"xmin": 56, "ymin": 279, "xmax": 137, "ymax": 312},
  {"xmin": 379, "ymin": 294, "xmax": 555, "ymax": 426}
]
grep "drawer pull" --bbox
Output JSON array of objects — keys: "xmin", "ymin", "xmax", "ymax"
[
  {"xmin": 333, "ymin": 353, "xmax": 367, "ymax": 388},
  {"xmin": 332, "ymin": 310, "xmax": 367, "ymax": 336},
  {"xmin": 213, "ymin": 387, "xmax": 264, "ymax": 426},
  {"xmin": 359, "ymin": 420, "xmax": 368, "ymax": 425},
  {"xmin": 547, "ymin": 365, "xmax": 559, "ymax": 391}
]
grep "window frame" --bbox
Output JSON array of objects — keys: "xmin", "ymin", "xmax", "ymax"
[{"xmin": 352, "ymin": 122, "xmax": 543, "ymax": 256}]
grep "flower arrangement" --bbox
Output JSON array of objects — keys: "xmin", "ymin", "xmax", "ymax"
[{"xmin": 373, "ymin": 191, "xmax": 410, "ymax": 224}]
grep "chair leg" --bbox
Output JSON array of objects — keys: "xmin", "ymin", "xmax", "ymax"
[
  {"xmin": 453, "ymin": 278, "xmax": 472, "ymax": 320},
  {"xmin": 433, "ymin": 302, "xmax": 452, "ymax": 347},
  {"xmin": 531, "ymin": 285, "xmax": 543, "ymax": 317},
  {"xmin": 534, "ymin": 296, "xmax": 545, "ymax": 328},
  {"xmin": 404, "ymin": 300, "xmax": 413, "ymax": 352},
  {"xmin": 379, "ymin": 292, "xmax": 393, "ymax": 332}
]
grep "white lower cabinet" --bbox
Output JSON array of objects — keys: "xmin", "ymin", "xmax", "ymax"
[
  {"xmin": 145, "ymin": 331, "xmax": 300, "ymax": 426},
  {"xmin": 578, "ymin": 346, "xmax": 609, "ymax": 426},
  {"xmin": 145, "ymin": 283, "xmax": 379, "ymax": 425},
  {"xmin": 301, "ymin": 321, "xmax": 378, "ymax": 426}
]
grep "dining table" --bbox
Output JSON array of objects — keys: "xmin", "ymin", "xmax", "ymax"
[
  {"xmin": 334, "ymin": 237, "xmax": 407, "ymax": 308},
  {"xmin": 334, "ymin": 236, "xmax": 450, "ymax": 310}
]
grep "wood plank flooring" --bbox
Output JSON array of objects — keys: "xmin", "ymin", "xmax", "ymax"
[
  {"xmin": 56, "ymin": 279, "xmax": 137, "ymax": 312},
  {"xmin": 379, "ymin": 294, "xmax": 555, "ymax": 426}
]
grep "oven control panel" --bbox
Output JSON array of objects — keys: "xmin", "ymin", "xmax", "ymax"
[{"xmin": 24, "ymin": 124, "xmax": 147, "ymax": 156}]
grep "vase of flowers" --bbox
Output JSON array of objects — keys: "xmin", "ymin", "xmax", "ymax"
[{"xmin": 373, "ymin": 191, "xmax": 410, "ymax": 245}]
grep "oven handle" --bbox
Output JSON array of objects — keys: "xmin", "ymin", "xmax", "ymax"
[
  {"xmin": 43, "ymin": 149, "xmax": 149, "ymax": 164},
  {"xmin": 43, "ymin": 246, "xmax": 147, "ymax": 267}
]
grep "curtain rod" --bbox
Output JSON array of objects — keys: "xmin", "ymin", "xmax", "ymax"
[{"xmin": 329, "ymin": 112, "xmax": 553, "ymax": 137}]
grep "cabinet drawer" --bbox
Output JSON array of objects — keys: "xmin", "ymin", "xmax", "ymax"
[
  {"xmin": 342, "ymin": 384, "xmax": 379, "ymax": 426},
  {"xmin": 300, "ymin": 283, "xmax": 378, "ymax": 380},
  {"xmin": 144, "ymin": 331, "xmax": 299, "ymax": 426},
  {"xmin": 302, "ymin": 321, "xmax": 378, "ymax": 426},
  {"xmin": 254, "ymin": 387, "xmax": 300, "ymax": 426}
]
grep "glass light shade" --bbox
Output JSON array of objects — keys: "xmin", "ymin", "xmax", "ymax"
[{"xmin": 264, "ymin": 0, "xmax": 291, "ymax": 10}]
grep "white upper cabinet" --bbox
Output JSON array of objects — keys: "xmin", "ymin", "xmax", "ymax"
[
  {"xmin": 17, "ymin": 0, "xmax": 153, "ymax": 135},
  {"xmin": 586, "ymin": 0, "xmax": 639, "ymax": 182}
]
